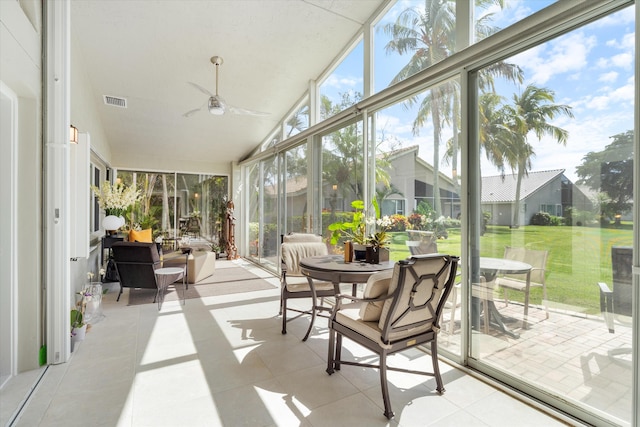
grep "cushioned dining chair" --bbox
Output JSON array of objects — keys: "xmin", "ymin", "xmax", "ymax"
[
  {"xmin": 405, "ymin": 230, "xmax": 438, "ymax": 255},
  {"xmin": 280, "ymin": 233, "xmax": 335, "ymax": 340},
  {"xmin": 326, "ymin": 254, "xmax": 459, "ymax": 419},
  {"xmin": 495, "ymin": 246, "xmax": 549, "ymax": 328},
  {"xmin": 111, "ymin": 242, "xmax": 183, "ymax": 303}
]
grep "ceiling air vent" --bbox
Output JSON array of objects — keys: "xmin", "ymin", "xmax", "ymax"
[{"xmin": 103, "ymin": 95, "xmax": 127, "ymax": 108}]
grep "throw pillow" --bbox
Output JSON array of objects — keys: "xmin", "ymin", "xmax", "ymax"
[
  {"xmin": 129, "ymin": 228, "xmax": 152, "ymax": 243},
  {"xmin": 358, "ymin": 270, "xmax": 394, "ymax": 321}
]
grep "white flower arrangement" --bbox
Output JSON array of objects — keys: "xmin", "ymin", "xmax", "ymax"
[{"xmin": 91, "ymin": 181, "xmax": 140, "ymax": 216}]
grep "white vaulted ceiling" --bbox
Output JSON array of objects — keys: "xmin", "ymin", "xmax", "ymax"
[{"xmin": 71, "ymin": 0, "xmax": 387, "ymax": 172}]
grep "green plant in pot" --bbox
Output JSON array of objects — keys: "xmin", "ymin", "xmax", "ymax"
[
  {"xmin": 70, "ymin": 309, "xmax": 86, "ymax": 341},
  {"xmin": 366, "ymin": 214, "xmax": 391, "ymax": 263},
  {"xmin": 328, "ymin": 200, "xmax": 368, "ymax": 246},
  {"xmin": 328, "ymin": 199, "xmax": 382, "ymax": 260}
]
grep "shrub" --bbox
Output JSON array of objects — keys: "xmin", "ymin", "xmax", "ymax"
[
  {"xmin": 549, "ymin": 215, "xmax": 565, "ymax": 226},
  {"xmin": 530, "ymin": 211, "xmax": 552, "ymax": 226},
  {"xmin": 407, "ymin": 213, "xmax": 426, "ymax": 230},
  {"xmin": 388, "ymin": 214, "xmax": 409, "ymax": 232}
]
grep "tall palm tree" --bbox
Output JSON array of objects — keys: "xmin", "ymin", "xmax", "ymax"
[
  {"xmin": 383, "ymin": 0, "xmax": 455, "ymax": 216},
  {"xmin": 500, "ymin": 85, "xmax": 573, "ymax": 226},
  {"xmin": 384, "ymin": 0, "xmax": 520, "ymax": 215}
]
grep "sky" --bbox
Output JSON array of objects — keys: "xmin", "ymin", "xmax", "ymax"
[{"xmin": 320, "ymin": 0, "xmax": 635, "ymax": 184}]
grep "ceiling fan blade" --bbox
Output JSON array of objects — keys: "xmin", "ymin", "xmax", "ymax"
[
  {"xmin": 182, "ymin": 101, "xmax": 207, "ymax": 117},
  {"xmin": 187, "ymin": 81, "xmax": 214, "ymax": 97},
  {"xmin": 227, "ymin": 104, "xmax": 270, "ymax": 116}
]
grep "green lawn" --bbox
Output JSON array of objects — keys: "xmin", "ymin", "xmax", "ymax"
[{"xmin": 388, "ymin": 224, "xmax": 633, "ymax": 314}]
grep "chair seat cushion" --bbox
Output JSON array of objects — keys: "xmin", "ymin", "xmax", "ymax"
[
  {"xmin": 359, "ymin": 270, "xmax": 393, "ymax": 321},
  {"xmin": 336, "ymin": 308, "xmax": 387, "ymax": 347},
  {"xmin": 496, "ymin": 277, "xmax": 542, "ymax": 291},
  {"xmin": 337, "ymin": 306, "xmax": 429, "ymax": 349},
  {"xmin": 285, "ymin": 276, "xmax": 333, "ymax": 293}
]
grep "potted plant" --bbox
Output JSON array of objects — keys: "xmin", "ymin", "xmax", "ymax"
[
  {"xmin": 366, "ymin": 215, "xmax": 391, "ymax": 263},
  {"xmin": 328, "ymin": 199, "xmax": 382, "ymax": 261},
  {"xmin": 71, "ymin": 309, "xmax": 86, "ymax": 342}
]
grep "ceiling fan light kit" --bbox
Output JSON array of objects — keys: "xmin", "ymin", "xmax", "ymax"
[
  {"xmin": 183, "ymin": 55, "xmax": 268, "ymax": 117},
  {"xmin": 208, "ymin": 97, "xmax": 225, "ymax": 115}
]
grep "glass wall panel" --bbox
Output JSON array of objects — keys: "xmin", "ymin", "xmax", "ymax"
[
  {"xmin": 373, "ymin": 78, "xmax": 462, "ymax": 353},
  {"xmin": 474, "ymin": 0, "xmax": 556, "ymax": 43},
  {"xmin": 285, "ymin": 101, "xmax": 310, "ymax": 138},
  {"xmin": 247, "ymin": 163, "xmax": 261, "ymax": 261},
  {"xmin": 284, "ymin": 144, "xmax": 309, "ymax": 234},
  {"xmin": 471, "ymin": 7, "xmax": 634, "ymax": 424},
  {"xmin": 261, "ymin": 156, "xmax": 279, "ymax": 269},
  {"xmin": 374, "ymin": 0, "xmax": 457, "ymax": 93},
  {"xmin": 118, "ymin": 171, "xmax": 175, "ymax": 236},
  {"xmin": 319, "ymin": 41, "xmax": 363, "ymax": 121},
  {"xmin": 118, "ymin": 170, "xmax": 228, "ymax": 253},
  {"xmin": 320, "ymin": 120, "xmax": 364, "ymax": 250}
]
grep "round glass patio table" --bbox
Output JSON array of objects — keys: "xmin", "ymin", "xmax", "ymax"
[{"xmin": 473, "ymin": 257, "xmax": 532, "ymax": 339}]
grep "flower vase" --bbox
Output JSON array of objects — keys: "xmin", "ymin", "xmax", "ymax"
[
  {"xmin": 82, "ymin": 283, "xmax": 104, "ymax": 324},
  {"xmin": 353, "ymin": 244, "xmax": 370, "ymax": 261},
  {"xmin": 377, "ymin": 247, "xmax": 390, "ymax": 263},
  {"xmin": 365, "ymin": 246, "xmax": 389, "ymax": 264},
  {"xmin": 72, "ymin": 324, "xmax": 87, "ymax": 341},
  {"xmin": 102, "ymin": 215, "xmax": 122, "ymax": 232}
]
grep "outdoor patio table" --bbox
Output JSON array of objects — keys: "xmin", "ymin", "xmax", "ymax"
[
  {"xmin": 299, "ymin": 255, "xmax": 395, "ymax": 340},
  {"xmin": 473, "ymin": 257, "xmax": 532, "ymax": 339}
]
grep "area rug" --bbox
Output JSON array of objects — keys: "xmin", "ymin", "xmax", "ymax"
[{"xmin": 127, "ymin": 266, "xmax": 278, "ymax": 306}]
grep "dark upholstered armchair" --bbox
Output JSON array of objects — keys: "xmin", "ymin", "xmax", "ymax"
[{"xmin": 111, "ymin": 242, "xmax": 182, "ymax": 303}]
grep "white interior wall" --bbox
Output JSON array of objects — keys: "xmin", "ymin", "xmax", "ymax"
[{"xmin": 70, "ymin": 36, "xmax": 111, "ymax": 162}]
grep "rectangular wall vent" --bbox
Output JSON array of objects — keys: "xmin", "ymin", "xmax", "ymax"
[{"xmin": 103, "ymin": 95, "xmax": 127, "ymax": 108}]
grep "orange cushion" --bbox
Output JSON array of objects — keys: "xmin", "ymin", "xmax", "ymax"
[{"xmin": 129, "ymin": 228, "xmax": 152, "ymax": 243}]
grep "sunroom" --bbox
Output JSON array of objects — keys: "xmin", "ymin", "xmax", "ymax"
[{"xmin": 1, "ymin": 0, "xmax": 638, "ymax": 426}]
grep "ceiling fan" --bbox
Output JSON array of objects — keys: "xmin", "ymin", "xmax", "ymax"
[{"xmin": 183, "ymin": 56, "xmax": 269, "ymax": 117}]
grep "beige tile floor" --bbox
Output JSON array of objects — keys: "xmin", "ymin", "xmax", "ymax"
[{"xmin": 7, "ymin": 259, "xmax": 578, "ymax": 427}]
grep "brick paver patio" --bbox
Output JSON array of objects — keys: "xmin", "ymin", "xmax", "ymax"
[{"xmin": 440, "ymin": 301, "xmax": 632, "ymax": 423}]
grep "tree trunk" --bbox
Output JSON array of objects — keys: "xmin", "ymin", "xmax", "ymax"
[
  {"xmin": 432, "ymin": 106, "xmax": 442, "ymax": 217},
  {"xmin": 512, "ymin": 162, "xmax": 525, "ymax": 227},
  {"xmin": 161, "ymin": 175, "xmax": 169, "ymax": 232}
]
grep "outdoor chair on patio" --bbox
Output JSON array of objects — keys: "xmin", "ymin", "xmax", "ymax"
[
  {"xmin": 326, "ymin": 254, "xmax": 459, "ymax": 419},
  {"xmin": 598, "ymin": 246, "xmax": 632, "ymax": 334},
  {"xmin": 280, "ymin": 233, "xmax": 334, "ymax": 340},
  {"xmin": 405, "ymin": 230, "xmax": 438, "ymax": 255},
  {"xmin": 495, "ymin": 246, "xmax": 549, "ymax": 328}
]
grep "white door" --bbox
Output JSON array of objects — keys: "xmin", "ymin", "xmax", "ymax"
[{"xmin": 0, "ymin": 81, "xmax": 17, "ymax": 388}]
